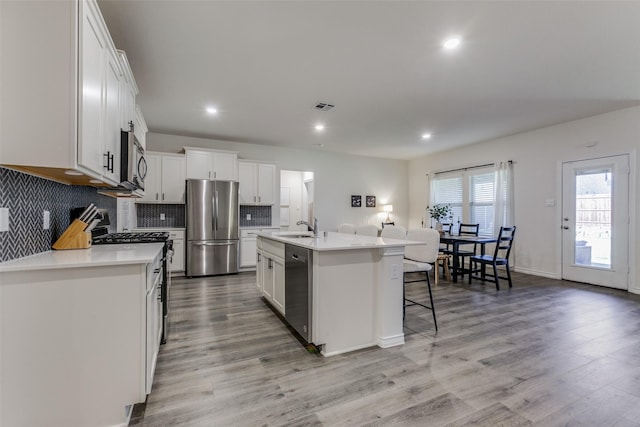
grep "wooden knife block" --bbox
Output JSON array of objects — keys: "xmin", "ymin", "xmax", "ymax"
[{"xmin": 52, "ymin": 219, "xmax": 92, "ymax": 250}]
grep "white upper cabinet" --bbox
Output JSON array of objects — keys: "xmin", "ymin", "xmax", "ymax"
[
  {"xmin": 184, "ymin": 147, "xmax": 238, "ymax": 181},
  {"xmin": 238, "ymin": 161, "xmax": 276, "ymax": 205},
  {"xmin": 138, "ymin": 153, "xmax": 186, "ymax": 203},
  {"xmin": 0, "ymin": 0, "xmax": 140, "ymax": 188}
]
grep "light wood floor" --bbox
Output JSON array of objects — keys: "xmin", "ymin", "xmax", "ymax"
[{"xmin": 130, "ymin": 271, "xmax": 640, "ymax": 426}]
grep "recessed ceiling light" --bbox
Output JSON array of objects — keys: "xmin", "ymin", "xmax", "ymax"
[
  {"xmin": 421, "ymin": 133, "xmax": 432, "ymax": 140},
  {"xmin": 442, "ymin": 37, "xmax": 461, "ymax": 50},
  {"xmin": 314, "ymin": 124, "xmax": 325, "ymax": 132},
  {"xmin": 205, "ymin": 106, "xmax": 218, "ymax": 115}
]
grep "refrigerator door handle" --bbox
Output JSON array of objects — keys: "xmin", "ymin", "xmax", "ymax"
[
  {"xmin": 214, "ymin": 190, "xmax": 219, "ymax": 231},
  {"xmin": 191, "ymin": 241, "xmax": 237, "ymax": 246}
]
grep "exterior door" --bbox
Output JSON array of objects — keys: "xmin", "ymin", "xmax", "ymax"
[{"xmin": 561, "ymin": 155, "xmax": 629, "ymax": 289}]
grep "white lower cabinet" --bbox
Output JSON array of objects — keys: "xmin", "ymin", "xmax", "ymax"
[
  {"xmin": 0, "ymin": 246, "xmax": 164, "ymax": 426},
  {"xmin": 257, "ymin": 237, "xmax": 285, "ymax": 314},
  {"xmin": 133, "ymin": 228, "xmax": 185, "ymax": 274},
  {"xmin": 145, "ymin": 252, "xmax": 163, "ymax": 395},
  {"xmin": 240, "ymin": 228, "xmax": 279, "ymax": 268}
]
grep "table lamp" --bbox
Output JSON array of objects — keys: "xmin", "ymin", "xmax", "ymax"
[{"xmin": 383, "ymin": 205, "xmax": 393, "ymax": 223}]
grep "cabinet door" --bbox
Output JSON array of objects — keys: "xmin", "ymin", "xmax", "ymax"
[
  {"xmin": 238, "ymin": 162, "xmax": 257, "ymax": 204},
  {"xmin": 103, "ymin": 47, "xmax": 122, "ymax": 185},
  {"xmin": 186, "ymin": 151, "xmax": 212, "ymax": 179},
  {"xmin": 240, "ymin": 237, "xmax": 257, "ymax": 268},
  {"xmin": 272, "ymin": 256, "xmax": 285, "ymax": 314},
  {"xmin": 212, "ymin": 152, "xmax": 238, "ymax": 181},
  {"xmin": 171, "ymin": 239, "xmax": 185, "ymax": 273},
  {"xmin": 78, "ymin": 2, "xmax": 106, "ymax": 175},
  {"xmin": 263, "ymin": 256, "xmax": 274, "ymax": 300},
  {"xmin": 257, "ymin": 163, "xmax": 276, "ymax": 205},
  {"xmin": 161, "ymin": 155, "xmax": 186, "ymax": 203},
  {"xmin": 256, "ymin": 250, "xmax": 264, "ymax": 292},
  {"xmin": 138, "ymin": 154, "xmax": 161, "ymax": 202}
]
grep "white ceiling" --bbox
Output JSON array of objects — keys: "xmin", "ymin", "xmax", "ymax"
[{"xmin": 98, "ymin": 1, "xmax": 640, "ymax": 160}]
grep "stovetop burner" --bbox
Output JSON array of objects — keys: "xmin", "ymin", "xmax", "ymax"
[{"xmin": 93, "ymin": 231, "xmax": 170, "ymax": 245}]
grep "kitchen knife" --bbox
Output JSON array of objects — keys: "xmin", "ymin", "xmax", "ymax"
[
  {"xmin": 85, "ymin": 218, "xmax": 101, "ymax": 232},
  {"xmin": 78, "ymin": 203, "xmax": 95, "ymax": 222},
  {"xmin": 84, "ymin": 206, "xmax": 99, "ymax": 224}
]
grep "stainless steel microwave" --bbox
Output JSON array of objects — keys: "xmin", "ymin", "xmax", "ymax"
[{"xmin": 119, "ymin": 122, "xmax": 147, "ymax": 191}]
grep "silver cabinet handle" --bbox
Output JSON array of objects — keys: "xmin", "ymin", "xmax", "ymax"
[{"xmin": 162, "ymin": 193, "xmax": 165, "ymax": 200}]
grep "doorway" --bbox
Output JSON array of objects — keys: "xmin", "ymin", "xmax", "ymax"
[
  {"xmin": 561, "ymin": 155, "xmax": 629, "ymax": 289},
  {"xmin": 280, "ymin": 170, "xmax": 314, "ymax": 231}
]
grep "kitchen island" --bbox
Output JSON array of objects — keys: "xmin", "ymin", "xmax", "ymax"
[
  {"xmin": 256, "ymin": 231, "xmax": 420, "ymax": 356},
  {"xmin": 0, "ymin": 243, "xmax": 164, "ymax": 427}
]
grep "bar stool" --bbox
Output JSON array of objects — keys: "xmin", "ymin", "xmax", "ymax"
[{"xmin": 435, "ymin": 253, "xmax": 451, "ymax": 285}]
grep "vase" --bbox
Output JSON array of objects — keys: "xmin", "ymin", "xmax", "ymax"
[{"xmin": 435, "ymin": 222, "xmax": 443, "ymax": 232}]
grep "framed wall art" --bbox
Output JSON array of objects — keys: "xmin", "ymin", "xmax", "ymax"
[
  {"xmin": 351, "ymin": 195, "xmax": 362, "ymax": 207},
  {"xmin": 366, "ymin": 195, "xmax": 376, "ymax": 207}
]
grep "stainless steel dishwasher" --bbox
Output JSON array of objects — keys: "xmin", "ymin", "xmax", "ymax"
[{"xmin": 284, "ymin": 244, "xmax": 312, "ymax": 342}]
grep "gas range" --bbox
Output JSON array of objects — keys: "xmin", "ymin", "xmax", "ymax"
[{"xmin": 93, "ymin": 231, "xmax": 170, "ymax": 245}]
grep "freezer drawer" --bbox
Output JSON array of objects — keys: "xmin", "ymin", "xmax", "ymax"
[{"xmin": 187, "ymin": 240, "xmax": 239, "ymax": 277}]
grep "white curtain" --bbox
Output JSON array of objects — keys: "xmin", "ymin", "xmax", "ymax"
[{"xmin": 493, "ymin": 160, "xmax": 514, "ymax": 235}]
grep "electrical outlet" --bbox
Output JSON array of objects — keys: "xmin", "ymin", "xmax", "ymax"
[
  {"xmin": 43, "ymin": 210, "xmax": 50, "ymax": 230},
  {"xmin": 246, "ymin": 214, "xmax": 251, "ymax": 220},
  {"xmin": 0, "ymin": 208, "xmax": 8, "ymax": 232},
  {"xmin": 160, "ymin": 213, "xmax": 166, "ymax": 221},
  {"xmin": 391, "ymin": 264, "xmax": 400, "ymax": 279}
]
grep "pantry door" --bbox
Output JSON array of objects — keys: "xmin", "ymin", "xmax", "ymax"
[{"xmin": 561, "ymin": 155, "xmax": 629, "ymax": 289}]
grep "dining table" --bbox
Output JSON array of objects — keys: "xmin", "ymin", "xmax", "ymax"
[{"xmin": 439, "ymin": 234, "xmax": 498, "ymax": 282}]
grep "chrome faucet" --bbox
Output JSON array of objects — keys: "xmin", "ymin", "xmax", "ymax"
[{"xmin": 296, "ymin": 217, "xmax": 318, "ymax": 236}]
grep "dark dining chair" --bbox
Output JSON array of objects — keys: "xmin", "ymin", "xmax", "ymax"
[
  {"xmin": 469, "ymin": 226, "xmax": 516, "ymax": 290},
  {"xmin": 454, "ymin": 223, "xmax": 479, "ymax": 279}
]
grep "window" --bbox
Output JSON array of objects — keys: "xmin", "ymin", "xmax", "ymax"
[
  {"xmin": 431, "ymin": 167, "xmax": 496, "ymax": 235},
  {"xmin": 470, "ymin": 171, "xmax": 495, "ymax": 235}
]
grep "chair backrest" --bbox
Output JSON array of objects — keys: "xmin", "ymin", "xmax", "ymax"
[
  {"xmin": 404, "ymin": 228, "xmax": 440, "ymax": 264},
  {"xmin": 337, "ymin": 223, "xmax": 356, "ymax": 234},
  {"xmin": 380, "ymin": 225, "xmax": 407, "ymax": 240},
  {"xmin": 441, "ymin": 222, "xmax": 453, "ymax": 235},
  {"xmin": 458, "ymin": 223, "xmax": 479, "ymax": 236},
  {"xmin": 356, "ymin": 224, "xmax": 379, "ymax": 237},
  {"xmin": 493, "ymin": 226, "xmax": 516, "ymax": 260}
]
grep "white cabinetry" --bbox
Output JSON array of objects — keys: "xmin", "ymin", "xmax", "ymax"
[
  {"xmin": 184, "ymin": 147, "xmax": 238, "ymax": 181},
  {"xmin": 138, "ymin": 153, "xmax": 186, "ymax": 203},
  {"xmin": 257, "ymin": 237, "xmax": 285, "ymax": 314},
  {"xmin": 238, "ymin": 161, "xmax": 276, "ymax": 205},
  {"xmin": 0, "ymin": 0, "xmax": 141, "ymax": 188},
  {"xmin": 240, "ymin": 228, "xmax": 279, "ymax": 269},
  {"xmin": 145, "ymin": 252, "xmax": 163, "ymax": 394},
  {"xmin": 134, "ymin": 228, "xmax": 185, "ymax": 274}
]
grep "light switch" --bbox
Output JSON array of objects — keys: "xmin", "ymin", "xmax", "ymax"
[
  {"xmin": 544, "ymin": 199, "xmax": 556, "ymax": 207},
  {"xmin": 43, "ymin": 210, "xmax": 50, "ymax": 230},
  {"xmin": 246, "ymin": 214, "xmax": 251, "ymax": 221},
  {"xmin": 0, "ymin": 208, "xmax": 8, "ymax": 232},
  {"xmin": 160, "ymin": 213, "xmax": 166, "ymax": 220}
]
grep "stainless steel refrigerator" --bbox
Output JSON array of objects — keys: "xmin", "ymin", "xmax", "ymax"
[{"xmin": 186, "ymin": 179, "xmax": 239, "ymax": 277}]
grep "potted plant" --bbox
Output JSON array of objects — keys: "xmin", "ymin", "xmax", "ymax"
[{"xmin": 428, "ymin": 204, "xmax": 452, "ymax": 231}]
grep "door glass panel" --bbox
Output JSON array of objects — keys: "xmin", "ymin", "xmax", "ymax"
[{"xmin": 575, "ymin": 168, "xmax": 612, "ymax": 268}]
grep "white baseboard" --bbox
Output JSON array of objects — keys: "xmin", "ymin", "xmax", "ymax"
[
  {"xmin": 513, "ymin": 266, "xmax": 560, "ymax": 279},
  {"xmin": 377, "ymin": 334, "xmax": 405, "ymax": 349}
]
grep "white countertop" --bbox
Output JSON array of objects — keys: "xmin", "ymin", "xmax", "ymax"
[
  {"xmin": 0, "ymin": 243, "xmax": 164, "ymax": 273},
  {"xmin": 257, "ymin": 231, "xmax": 422, "ymax": 252}
]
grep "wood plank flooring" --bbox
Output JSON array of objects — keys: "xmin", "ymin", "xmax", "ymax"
[{"xmin": 130, "ymin": 272, "xmax": 640, "ymax": 426}]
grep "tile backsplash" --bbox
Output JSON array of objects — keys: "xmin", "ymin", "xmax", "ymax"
[
  {"xmin": 0, "ymin": 167, "xmax": 116, "ymax": 262},
  {"xmin": 136, "ymin": 204, "xmax": 185, "ymax": 228},
  {"xmin": 240, "ymin": 205, "xmax": 272, "ymax": 227}
]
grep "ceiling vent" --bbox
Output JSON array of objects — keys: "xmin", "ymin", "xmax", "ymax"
[{"xmin": 314, "ymin": 102, "xmax": 335, "ymax": 111}]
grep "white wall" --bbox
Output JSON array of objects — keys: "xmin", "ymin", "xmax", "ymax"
[
  {"xmin": 408, "ymin": 106, "xmax": 639, "ymax": 293},
  {"xmin": 147, "ymin": 133, "xmax": 410, "ymax": 232}
]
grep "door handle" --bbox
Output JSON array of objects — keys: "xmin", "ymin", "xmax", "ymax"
[
  {"xmin": 214, "ymin": 190, "xmax": 219, "ymax": 231},
  {"xmin": 562, "ymin": 226, "xmax": 569, "ymax": 230},
  {"xmin": 192, "ymin": 242, "xmax": 236, "ymax": 246}
]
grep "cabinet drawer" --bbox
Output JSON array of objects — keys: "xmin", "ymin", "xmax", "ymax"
[
  {"xmin": 261, "ymin": 238, "xmax": 284, "ymax": 258},
  {"xmin": 240, "ymin": 229, "xmax": 261, "ymax": 238}
]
